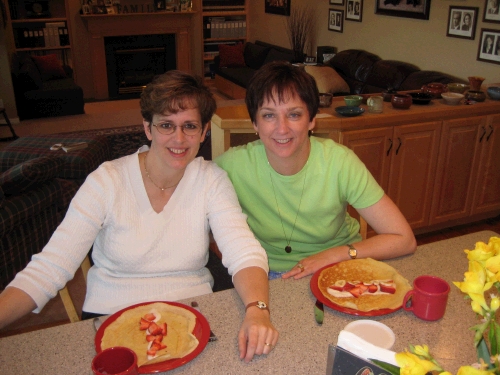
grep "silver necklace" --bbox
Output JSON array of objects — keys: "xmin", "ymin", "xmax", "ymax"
[
  {"xmin": 143, "ymin": 153, "xmax": 180, "ymax": 191},
  {"xmin": 268, "ymin": 162, "xmax": 308, "ymax": 253}
]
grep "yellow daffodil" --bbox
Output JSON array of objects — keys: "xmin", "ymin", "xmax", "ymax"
[
  {"xmin": 456, "ymin": 365, "xmax": 495, "ymax": 375},
  {"xmin": 396, "ymin": 351, "xmax": 442, "ymax": 375},
  {"xmin": 471, "ymin": 299, "xmax": 485, "ymax": 315},
  {"xmin": 453, "ymin": 261, "xmax": 493, "ymax": 310},
  {"xmin": 488, "ymin": 237, "xmax": 500, "ymax": 255},
  {"xmin": 466, "ymin": 242, "xmax": 496, "ymax": 265},
  {"xmin": 411, "ymin": 344, "xmax": 431, "ymax": 358},
  {"xmin": 490, "ymin": 296, "xmax": 500, "ymax": 312},
  {"xmin": 485, "ymin": 255, "xmax": 500, "ymax": 282}
]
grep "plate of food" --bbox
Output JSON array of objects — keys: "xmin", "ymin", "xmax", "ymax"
[
  {"xmin": 95, "ymin": 301, "xmax": 210, "ymax": 374},
  {"xmin": 310, "ymin": 258, "xmax": 411, "ymax": 316}
]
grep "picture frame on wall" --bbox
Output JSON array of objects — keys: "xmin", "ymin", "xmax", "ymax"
[
  {"xmin": 328, "ymin": 9, "xmax": 344, "ymax": 33},
  {"xmin": 330, "ymin": 0, "xmax": 345, "ymax": 6},
  {"xmin": 446, "ymin": 6, "xmax": 478, "ymax": 40},
  {"xmin": 346, "ymin": 0, "xmax": 362, "ymax": 22},
  {"xmin": 483, "ymin": 0, "xmax": 500, "ymax": 23},
  {"xmin": 375, "ymin": 0, "xmax": 431, "ymax": 20},
  {"xmin": 476, "ymin": 28, "xmax": 500, "ymax": 65},
  {"xmin": 265, "ymin": 0, "xmax": 291, "ymax": 16}
]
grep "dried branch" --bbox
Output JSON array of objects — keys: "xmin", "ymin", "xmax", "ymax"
[{"xmin": 285, "ymin": 5, "xmax": 316, "ymax": 60}]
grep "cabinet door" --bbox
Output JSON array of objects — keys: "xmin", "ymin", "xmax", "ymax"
[
  {"xmin": 471, "ymin": 114, "xmax": 500, "ymax": 215},
  {"xmin": 388, "ymin": 121, "xmax": 441, "ymax": 229},
  {"xmin": 429, "ymin": 117, "xmax": 484, "ymax": 225},
  {"xmin": 341, "ymin": 127, "xmax": 393, "ymax": 192}
]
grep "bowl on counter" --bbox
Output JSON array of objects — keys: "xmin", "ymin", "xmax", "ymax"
[
  {"xmin": 335, "ymin": 106, "xmax": 365, "ymax": 117},
  {"xmin": 319, "ymin": 93, "xmax": 333, "ymax": 107},
  {"xmin": 391, "ymin": 94, "xmax": 412, "ymax": 109},
  {"xmin": 487, "ymin": 87, "xmax": 500, "ymax": 100},
  {"xmin": 382, "ymin": 89, "xmax": 397, "ymax": 102},
  {"xmin": 421, "ymin": 82, "xmax": 448, "ymax": 98},
  {"xmin": 410, "ymin": 92, "xmax": 433, "ymax": 105},
  {"xmin": 447, "ymin": 83, "xmax": 469, "ymax": 94},
  {"xmin": 343, "ymin": 95, "xmax": 363, "ymax": 107},
  {"xmin": 441, "ymin": 92, "xmax": 464, "ymax": 105},
  {"xmin": 466, "ymin": 90, "xmax": 486, "ymax": 102}
]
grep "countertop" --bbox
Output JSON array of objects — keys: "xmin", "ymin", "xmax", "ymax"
[{"xmin": 1, "ymin": 230, "xmax": 498, "ymax": 375}]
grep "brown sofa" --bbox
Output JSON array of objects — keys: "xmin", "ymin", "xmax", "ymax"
[{"xmin": 327, "ymin": 49, "xmax": 467, "ymax": 94}]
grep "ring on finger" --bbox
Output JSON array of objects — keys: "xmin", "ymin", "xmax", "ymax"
[
  {"xmin": 265, "ymin": 342, "xmax": 274, "ymax": 348},
  {"xmin": 297, "ymin": 263, "xmax": 304, "ymax": 272}
]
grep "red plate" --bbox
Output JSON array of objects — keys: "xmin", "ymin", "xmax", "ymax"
[
  {"xmin": 310, "ymin": 264, "xmax": 401, "ymax": 316},
  {"xmin": 94, "ymin": 301, "xmax": 210, "ymax": 374}
]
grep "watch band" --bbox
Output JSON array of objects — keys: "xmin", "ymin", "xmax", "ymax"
[
  {"xmin": 347, "ymin": 243, "xmax": 357, "ymax": 259},
  {"xmin": 245, "ymin": 300, "xmax": 269, "ymax": 313}
]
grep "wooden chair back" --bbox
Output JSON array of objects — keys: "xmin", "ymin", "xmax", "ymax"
[{"xmin": 59, "ymin": 256, "xmax": 91, "ymax": 323}]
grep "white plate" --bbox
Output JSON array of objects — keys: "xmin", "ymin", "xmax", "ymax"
[{"xmin": 343, "ymin": 320, "xmax": 395, "ymax": 349}]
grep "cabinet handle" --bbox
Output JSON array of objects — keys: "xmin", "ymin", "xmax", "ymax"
[
  {"xmin": 395, "ymin": 137, "xmax": 402, "ymax": 155},
  {"xmin": 486, "ymin": 125, "xmax": 494, "ymax": 142},
  {"xmin": 479, "ymin": 126, "xmax": 486, "ymax": 143},
  {"xmin": 386, "ymin": 138, "xmax": 393, "ymax": 156}
]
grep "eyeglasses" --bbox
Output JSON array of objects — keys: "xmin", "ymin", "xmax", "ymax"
[{"xmin": 152, "ymin": 122, "xmax": 202, "ymax": 136}]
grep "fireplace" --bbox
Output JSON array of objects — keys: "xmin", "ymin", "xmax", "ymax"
[
  {"xmin": 82, "ymin": 12, "xmax": 195, "ymax": 100},
  {"xmin": 105, "ymin": 34, "xmax": 176, "ymax": 99}
]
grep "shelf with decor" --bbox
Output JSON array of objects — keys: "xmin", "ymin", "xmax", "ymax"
[{"xmin": 201, "ymin": 1, "xmax": 248, "ymax": 79}]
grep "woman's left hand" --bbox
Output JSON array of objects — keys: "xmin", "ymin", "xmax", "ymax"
[
  {"xmin": 238, "ymin": 309, "xmax": 279, "ymax": 363},
  {"xmin": 282, "ymin": 250, "xmax": 338, "ymax": 280}
]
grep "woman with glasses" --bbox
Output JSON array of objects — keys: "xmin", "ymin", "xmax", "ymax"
[{"xmin": 0, "ymin": 71, "xmax": 278, "ymax": 362}]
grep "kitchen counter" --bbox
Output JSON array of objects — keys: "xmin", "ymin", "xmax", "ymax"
[{"xmin": 1, "ymin": 230, "xmax": 498, "ymax": 374}]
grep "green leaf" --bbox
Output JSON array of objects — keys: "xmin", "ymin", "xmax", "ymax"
[
  {"xmin": 489, "ymin": 320, "xmax": 497, "ymax": 356},
  {"xmin": 494, "ymin": 321, "xmax": 500, "ymax": 357},
  {"xmin": 477, "ymin": 337, "xmax": 494, "ymax": 370},
  {"xmin": 369, "ymin": 359, "xmax": 400, "ymax": 375}
]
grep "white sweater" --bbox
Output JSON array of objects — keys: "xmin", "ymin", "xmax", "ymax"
[{"xmin": 9, "ymin": 146, "xmax": 268, "ymax": 314}]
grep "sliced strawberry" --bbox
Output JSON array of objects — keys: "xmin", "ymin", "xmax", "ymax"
[
  {"xmin": 147, "ymin": 348, "xmax": 157, "ymax": 356},
  {"xmin": 349, "ymin": 287, "xmax": 363, "ymax": 298},
  {"xmin": 143, "ymin": 313, "xmax": 156, "ymax": 322},
  {"xmin": 357, "ymin": 284, "xmax": 369, "ymax": 294},
  {"xmin": 153, "ymin": 334, "xmax": 163, "ymax": 344},
  {"xmin": 148, "ymin": 322, "xmax": 162, "ymax": 335},
  {"xmin": 140, "ymin": 318, "xmax": 151, "ymax": 330},
  {"xmin": 160, "ymin": 322, "xmax": 167, "ymax": 336},
  {"xmin": 342, "ymin": 282, "xmax": 356, "ymax": 291},
  {"xmin": 368, "ymin": 285, "xmax": 378, "ymax": 293},
  {"xmin": 151, "ymin": 342, "xmax": 167, "ymax": 351},
  {"xmin": 146, "ymin": 335, "xmax": 156, "ymax": 342},
  {"xmin": 380, "ymin": 284, "xmax": 396, "ymax": 294}
]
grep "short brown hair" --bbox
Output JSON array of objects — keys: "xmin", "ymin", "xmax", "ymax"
[
  {"xmin": 245, "ymin": 61, "xmax": 319, "ymax": 123},
  {"xmin": 140, "ymin": 70, "xmax": 216, "ymax": 128}
]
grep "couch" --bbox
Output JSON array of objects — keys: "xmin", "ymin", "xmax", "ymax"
[
  {"xmin": 10, "ymin": 53, "xmax": 85, "ymax": 120},
  {"xmin": 327, "ymin": 49, "xmax": 467, "ymax": 95},
  {"xmin": 213, "ymin": 40, "xmax": 298, "ymax": 99}
]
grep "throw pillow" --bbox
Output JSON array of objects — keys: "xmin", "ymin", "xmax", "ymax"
[
  {"xmin": 304, "ymin": 65, "xmax": 350, "ymax": 94},
  {"xmin": 218, "ymin": 43, "xmax": 246, "ymax": 68},
  {"xmin": 31, "ymin": 54, "xmax": 67, "ymax": 81},
  {"xmin": 0, "ymin": 156, "xmax": 65, "ymax": 195},
  {"xmin": 17, "ymin": 58, "xmax": 43, "ymax": 90}
]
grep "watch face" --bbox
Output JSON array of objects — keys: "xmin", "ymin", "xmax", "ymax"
[{"xmin": 257, "ymin": 301, "xmax": 267, "ymax": 309}]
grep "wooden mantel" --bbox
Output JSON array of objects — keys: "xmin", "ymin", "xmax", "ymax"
[{"xmin": 82, "ymin": 12, "xmax": 197, "ymax": 99}]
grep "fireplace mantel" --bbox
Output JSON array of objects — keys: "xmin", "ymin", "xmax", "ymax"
[{"xmin": 82, "ymin": 12, "xmax": 197, "ymax": 99}]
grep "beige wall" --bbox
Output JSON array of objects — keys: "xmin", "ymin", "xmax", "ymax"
[{"xmin": 249, "ymin": 0, "xmax": 500, "ymax": 85}]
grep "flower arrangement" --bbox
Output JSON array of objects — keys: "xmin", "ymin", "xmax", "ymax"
[
  {"xmin": 284, "ymin": 4, "xmax": 316, "ymax": 63},
  {"xmin": 373, "ymin": 237, "xmax": 500, "ymax": 375}
]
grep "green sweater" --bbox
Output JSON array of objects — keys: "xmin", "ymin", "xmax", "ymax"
[{"xmin": 215, "ymin": 137, "xmax": 384, "ymax": 272}]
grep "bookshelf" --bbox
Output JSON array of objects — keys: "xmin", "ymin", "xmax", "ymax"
[
  {"xmin": 5, "ymin": 0, "xmax": 73, "ymax": 67},
  {"xmin": 201, "ymin": 1, "xmax": 248, "ymax": 78}
]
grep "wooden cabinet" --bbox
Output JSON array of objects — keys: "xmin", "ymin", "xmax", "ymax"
[
  {"xmin": 5, "ymin": 0, "xmax": 73, "ymax": 66},
  {"xmin": 201, "ymin": 1, "xmax": 248, "ymax": 78},
  {"xmin": 341, "ymin": 121, "xmax": 441, "ymax": 230}
]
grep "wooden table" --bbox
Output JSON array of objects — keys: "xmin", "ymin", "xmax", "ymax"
[
  {"xmin": 0, "ymin": 231, "xmax": 497, "ymax": 374},
  {"xmin": 210, "ymin": 97, "xmax": 500, "ymax": 159}
]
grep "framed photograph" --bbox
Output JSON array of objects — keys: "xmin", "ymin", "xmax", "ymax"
[
  {"xmin": 375, "ymin": 0, "xmax": 431, "ymax": 20},
  {"xmin": 265, "ymin": 0, "xmax": 290, "ymax": 16},
  {"xmin": 328, "ymin": 9, "xmax": 344, "ymax": 33},
  {"xmin": 477, "ymin": 29, "xmax": 500, "ymax": 65},
  {"xmin": 330, "ymin": 0, "xmax": 345, "ymax": 5},
  {"xmin": 155, "ymin": 0, "xmax": 165, "ymax": 11},
  {"xmin": 346, "ymin": 0, "xmax": 362, "ymax": 22},
  {"xmin": 483, "ymin": 0, "xmax": 500, "ymax": 23},
  {"xmin": 447, "ymin": 6, "xmax": 478, "ymax": 40},
  {"xmin": 92, "ymin": 5, "xmax": 107, "ymax": 14}
]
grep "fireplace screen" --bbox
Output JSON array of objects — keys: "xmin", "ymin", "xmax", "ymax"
[{"xmin": 105, "ymin": 34, "xmax": 176, "ymax": 99}]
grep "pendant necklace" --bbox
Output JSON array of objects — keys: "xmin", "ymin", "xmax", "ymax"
[
  {"xmin": 143, "ymin": 153, "xmax": 180, "ymax": 191},
  {"xmin": 268, "ymin": 161, "xmax": 308, "ymax": 253}
]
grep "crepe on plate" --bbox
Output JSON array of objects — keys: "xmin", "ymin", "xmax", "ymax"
[
  {"xmin": 101, "ymin": 302, "xmax": 199, "ymax": 367},
  {"xmin": 318, "ymin": 258, "xmax": 411, "ymax": 312}
]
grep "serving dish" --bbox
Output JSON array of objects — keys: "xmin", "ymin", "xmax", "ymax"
[
  {"xmin": 335, "ymin": 106, "xmax": 365, "ymax": 117},
  {"xmin": 310, "ymin": 264, "xmax": 401, "ymax": 316},
  {"xmin": 343, "ymin": 320, "xmax": 396, "ymax": 349},
  {"xmin": 409, "ymin": 92, "xmax": 432, "ymax": 105},
  {"xmin": 95, "ymin": 301, "xmax": 210, "ymax": 374}
]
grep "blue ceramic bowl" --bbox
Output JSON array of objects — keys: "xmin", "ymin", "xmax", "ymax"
[
  {"xmin": 335, "ymin": 106, "xmax": 365, "ymax": 117},
  {"xmin": 487, "ymin": 87, "xmax": 500, "ymax": 100}
]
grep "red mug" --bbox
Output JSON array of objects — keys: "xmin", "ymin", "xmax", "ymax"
[
  {"xmin": 403, "ymin": 275, "xmax": 450, "ymax": 321},
  {"xmin": 92, "ymin": 346, "xmax": 139, "ymax": 375}
]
